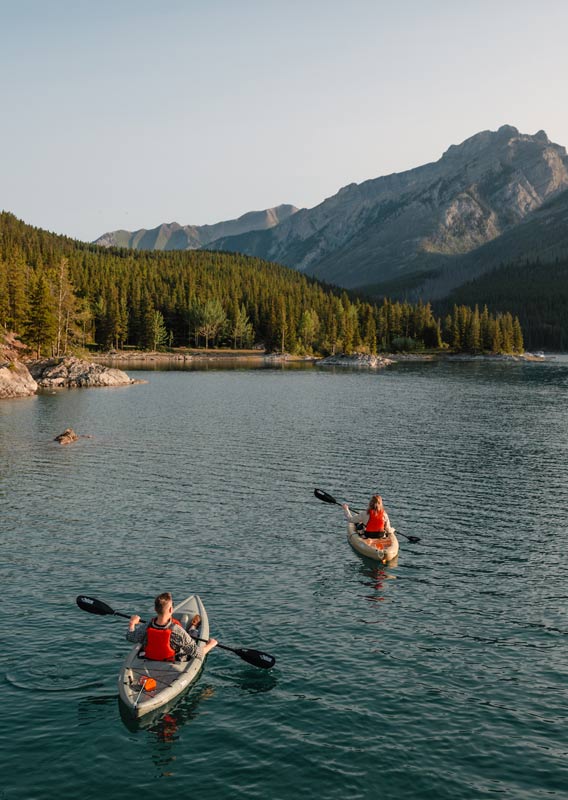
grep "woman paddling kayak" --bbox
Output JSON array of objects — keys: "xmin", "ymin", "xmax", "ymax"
[{"xmin": 342, "ymin": 494, "xmax": 394, "ymax": 550}]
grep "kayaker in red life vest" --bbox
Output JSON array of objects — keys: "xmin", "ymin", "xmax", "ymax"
[
  {"xmin": 126, "ymin": 592, "xmax": 218, "ymax": 661},
  {"xmin": 342, "ymin": 495, "xmax": 394, "ymax": 550}
]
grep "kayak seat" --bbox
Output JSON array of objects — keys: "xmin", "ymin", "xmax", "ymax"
[
  {"xmin": 137, "ymin": 650, "xmax": 175, "ymax": 662},
  {"xmin": 178, "ymin": 614, "xmax": 190, "ymax": 631}
]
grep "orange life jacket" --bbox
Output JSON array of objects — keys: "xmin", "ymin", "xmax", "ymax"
[
  {"xmin": 366, "ymin": 508, "xmax": 385, "ymax": 533},
  {"xmin": 144, "ymin": 617, "xmax": 182, "ymax": 661}
]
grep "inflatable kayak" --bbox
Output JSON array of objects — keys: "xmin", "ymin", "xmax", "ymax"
[
  {"xmin": 118, "ymin": 594, "xmax": 208, "ymax": 718},
  {"xmin": 347, "ymin": 522, "xmax": 399, "ymax": 563}
]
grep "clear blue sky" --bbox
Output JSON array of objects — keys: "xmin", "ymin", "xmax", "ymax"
[{"xmin": 1, "ymin": 0, "xmax": 567, "ymax": 241}]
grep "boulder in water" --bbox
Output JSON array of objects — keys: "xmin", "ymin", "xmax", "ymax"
[{"xmin": 55, "ymin": 428, "xmax": 79, "ymax": 445}]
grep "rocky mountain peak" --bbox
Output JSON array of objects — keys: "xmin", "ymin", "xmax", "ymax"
[{"xmin": 204, "ymin": 125, "xmax": 568, "ymax": 296}]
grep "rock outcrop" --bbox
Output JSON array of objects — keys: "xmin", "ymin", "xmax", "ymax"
[
  {"xmin": 317, "ymin": 354, "xmax": 395, "ymax": 368},
  {"xmin": 0, "ymin": 361, "xmax": 38, "ymax": 398},
  {"xmin": 28, "ymin": 357, "xmax": 133, "ymax": 388},
  {"xmin": 55, "ymin": 428, "xmax": 79, "ymax": 445}
]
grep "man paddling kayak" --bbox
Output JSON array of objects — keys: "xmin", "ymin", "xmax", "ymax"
[
  {"xmin": 342, "ymin": 494, "xmax": 394, "ymax": 549},
  {"xmin": 127, "ymin": 591, "xmax": 218, "ymax": 661}
]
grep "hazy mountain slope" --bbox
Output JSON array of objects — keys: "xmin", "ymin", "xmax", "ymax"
[
  {"xmin": 94, "ymin": 204, "xmax": 299, "ymax": 250},
  {"xmin": 207, "ymin": 126, "xmax": 568, "ymax": 291}
]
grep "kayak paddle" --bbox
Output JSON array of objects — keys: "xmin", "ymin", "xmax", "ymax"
[
  {"xmin": 76, "ymin": 595, "xmax": 276, "ymax": 670},
  {"xmin": 313, "ymin": 488, "xmax": 421, "ymax": 543}
]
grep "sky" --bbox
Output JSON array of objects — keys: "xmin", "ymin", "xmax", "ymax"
[{"xmin": 1, "ymin": 0, "xmax": 568, "ymax": 242}]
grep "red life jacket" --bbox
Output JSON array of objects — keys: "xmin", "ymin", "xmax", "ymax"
[
  {"xmin": 144, "ymin": 617, "xmax": 182, "ymax": 661},
  {"xmin": 366, "ymin": 508, "xmax": 385, "ymax": 533}
]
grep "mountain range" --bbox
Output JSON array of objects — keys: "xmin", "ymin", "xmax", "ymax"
[
  {"xmin": 95, "ymin": 125, "xmax": 568, "ymax": 300},
  {"xmin": 94, "ymin": 204, "xmax": 298, "ymax": 251}
]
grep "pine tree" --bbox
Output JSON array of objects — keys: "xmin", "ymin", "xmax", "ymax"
[
  {"xmin": 25, "ymin": 271, "xmax": 56, "ymax": 357},
  {"xmin": 512, "ymin": 316, "xmax": 524, "ymax": 353},
  {"xmin": 198, "ymin": 299, "xmax": 226, "ymax": 348},
  {"xmin": 7, "ymin": 249, "xmax": 29, "ymax": 331},
  {"xmin": 299, "ymin": 308, "xmax": 319, "ymax": 352},
  {"xmin": 480, "ymin": 305, "xmax": 492, "ymax": 351},
  {"xmin": 151, "ymin": 310, "xmax": 168, "ymax": 350},
  {"xmin": 492, "ymin": 320, "xmax": 503, "ymax": 353},
  {"xmin": 451, "ymin": 306, "xmax": 461, "ymax": 350},
  {"xmin": 465, "ymin": 305, "xmax": 481, "ymax": 353},
  {"xmin": 500, "ymin": 313, "xmax": 514, "ymax": 353},
  {"xmin": 232, "ymin": 304, "xmax": 253, "ymax": 349},
  {"xmin": 0, "ymin": 259, "xmax": 9, "ymax": 329}
]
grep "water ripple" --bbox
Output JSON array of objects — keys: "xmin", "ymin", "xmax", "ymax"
[{"xmin": 1, "ymin": 360, "xmax": 567, "ymax": 799}]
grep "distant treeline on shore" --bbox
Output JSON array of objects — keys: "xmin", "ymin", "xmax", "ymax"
[
  {"xmin": 446, "ymin": 257, "xmax": 568, "ymax": 351},
  {"xmin": 0, "ymin": 211, "xmax": 523, "ymax": 357}
]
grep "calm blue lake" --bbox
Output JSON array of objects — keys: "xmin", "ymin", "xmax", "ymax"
[{"xmin": 1, "ymin": 358, "xmax": 567, "ymax": 799}]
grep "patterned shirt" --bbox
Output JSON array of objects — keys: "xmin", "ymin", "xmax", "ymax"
[{"xmin": 126, "ymin": 620, "xmax": 201, "ymax": 659}]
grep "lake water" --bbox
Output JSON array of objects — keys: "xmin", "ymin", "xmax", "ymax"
[{"xmin": 1, "ymin": 358, "xmax": 567, "ymax": 800}]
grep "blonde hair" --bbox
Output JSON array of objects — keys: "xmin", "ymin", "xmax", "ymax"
[
  {"xmin": 154, "ymin": 592, "xmax": 172, "ymax": 614},
  {"xmin": 368, "ymin": 495, "xmax": 383, "ymax": 512}
]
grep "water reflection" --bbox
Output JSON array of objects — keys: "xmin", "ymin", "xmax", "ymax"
[
  {"xmin": 357, "ymin": 559, "xmax": 397, "ymax": 606},
  {"xmin": 98, "ymin": 358, "xmax": 315, "ymax": 372},
  {"xmin": 118, "ymin": 684, "xmax": 215, "ymax": 737},
  {"xmin": 213, "ymin": 666, "xmax": 278, "ymax": 695},
  {"xmin": 78, "ymin": 693, "xmax": 117, "ymax": 723}
]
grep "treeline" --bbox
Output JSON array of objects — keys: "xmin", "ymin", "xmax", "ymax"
[
  {"xmin": 446, "ymin": 257, "xmax": 568, "ymax": 351},
  {"xmin": 439, "ymin": 305, "xmax": 523, "ymax": 353},
  {"xmin": 0, "ymin": 211, "xmax": 524, "ymax": 356}
]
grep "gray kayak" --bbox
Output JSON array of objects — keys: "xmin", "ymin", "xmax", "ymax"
[
  {"xmin": 118, "ymin": 594, "xmax": 208, "ymax": 718},
  {"xmin": 347, "ymin": 522, "xmax": 399, "ymax": 562}
]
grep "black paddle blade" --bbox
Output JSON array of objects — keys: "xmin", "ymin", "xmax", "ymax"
[
  {"xmin": 234, "ymin": 648, "xmax": 276, "ymax": 670},
  {"xmin": 76, "ymin": 595, "xmax": 115, "ymax": 616},
  {"xmin": 314, "ymin": 488, "xmax": 339, "ymax": 505},
  {"xmin": 407, "ymin": 536, "xmax": 421, "ymax": 544}
]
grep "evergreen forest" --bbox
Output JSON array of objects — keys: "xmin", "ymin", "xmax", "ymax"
[
  {"xmin": 0, "ymin": 211, "xmax": 525, "ymax": 357},
  {"xmin": 445, "ymin": 258, "xmax": 568, "ymax": 351}
]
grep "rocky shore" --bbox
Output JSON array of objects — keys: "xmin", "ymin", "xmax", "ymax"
[
  {"xmin": 91, "ymin": 348, "xmax": 548, "ymax": 367},
  {"xmin": 91, "ymin": 349, "xmax": 317, "ymax": 363},
  {"xmin": 0, "ymin": 356, "xmax": 135, "ymax": 399},
  {"xmin": 28, "ymin": 356, "xmax": 134, "ymax": 388},
  {"xmin": 0, "ymin": 361, "xmax": 38, "ymax": 398},
  {"xmin": 316, "ymin": 353, "xmax": 395, "ymax": 368}
]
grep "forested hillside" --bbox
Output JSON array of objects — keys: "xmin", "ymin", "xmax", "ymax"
[
  {"xmin": 0, "ymin": 212, "xmax": 523, "ymax": 357},
  {"xmin": 446, "ymin": 258, "xmax": 568, "ymax": 351}
]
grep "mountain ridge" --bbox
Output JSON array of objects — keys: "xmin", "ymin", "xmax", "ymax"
[
  {"xmin": 93, "ymin": 126, "xmax": 568, "ymax": 302},
  {"xmin": 205, "ymin": 125, "xmax": 568, "ymax": 295},
  {"xmin": 94, "ymin": 204, "xmax": 299, "ymax": 250}
]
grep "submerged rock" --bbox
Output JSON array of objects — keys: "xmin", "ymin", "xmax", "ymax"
[
  {"xmin": 316, "ymin": 353, "xmax": 395, "ymax": 368},
  {"xmin": 55, "ymin": 428, "xmax": 79, "ymax": 445},
  {"xmin": 0, "ymin": 361, "xmax": 38, "ymax": 398},
  {"xmin": 28, "ymin": 356, "xmax": 133, "ymax": 388}
]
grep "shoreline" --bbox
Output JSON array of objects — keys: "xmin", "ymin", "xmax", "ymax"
[
  {"xmin": 89, "ymin": 349, "xmax": 550, "ymax": 364},
  {"xmin": 90, "ymin": 350, "xmax": 318, "ymax": 363}
]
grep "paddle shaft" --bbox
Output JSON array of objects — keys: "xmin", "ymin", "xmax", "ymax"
[
  {"xmin": 116, "ymin": 615, "xmax": 239, "ymax": 653},
  {"xmin": 76, "ymin": 596, "xmax": 276, "ymax": 669},
  {"xmin": 91, "ymin": 608, "xmax": 234, "ymax": 651},
  {"xmin": 195, "ymin": 638, "xmax": 236, "ymax": 655}
]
